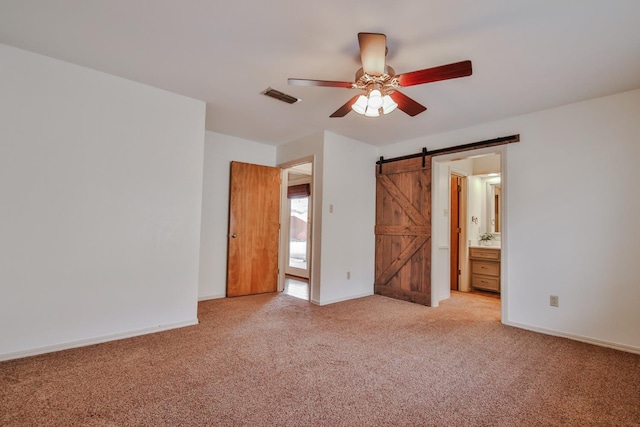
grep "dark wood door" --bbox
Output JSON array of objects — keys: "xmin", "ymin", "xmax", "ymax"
[
  {"xmin": 227, "ymin": 161, "xmax": 281, "ymax": 297},
  {"xmin": 374, "ymin": 157, "xmax": 432, "ymax": 306},
  {"xmin": 450, "ymin": 175, "xmax": 461, "ymax": 290}
]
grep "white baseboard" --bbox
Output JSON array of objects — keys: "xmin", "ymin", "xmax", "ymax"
[
  {"xmin": 0, "ymin": 318, "xmax": 199, "ymax": 362},
  {"xmin": 198, "ymin": 293, "xmax": 226, "ymax": 301},
  {"xmin": 504, "ymin": 320, "xmax": 640, "ymax": 355},
  {"xmin": 433, "ymin": 293, "xmax": 453, "ymax": 307},
  {"xmin": 317, "ymin": 291, "xmax": 374, "ymax": 306}
]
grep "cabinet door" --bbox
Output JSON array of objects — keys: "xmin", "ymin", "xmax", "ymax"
[
  {"xmin": 469, "ymin": 248, "xmax": 500, "ymax": 260},
  {"xmin": 471, "ymin": 261, "xmax": 500, "ymax": 276},
  {"xmin": 471, "ymin": 275, "xmax": 500, "ymax": 292}
]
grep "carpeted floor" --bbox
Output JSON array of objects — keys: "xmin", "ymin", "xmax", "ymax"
[{"xmin": 1, "ymin": 292, "xmax": 639, "ymax": 426}]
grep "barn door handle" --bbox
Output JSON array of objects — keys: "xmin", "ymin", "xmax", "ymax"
[{"xmin": 231, "ymin": 233, "xmax": 237, "ymax": 238}]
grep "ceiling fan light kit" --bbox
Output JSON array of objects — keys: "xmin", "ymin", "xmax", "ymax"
[
  {"xmin": 382, "ymin": 94, "xmax": 398, "ymax": 114},
  {"xmin": 288, "ymin": 33, "xmax": 472, "ymax": 118},
  {"xmin": 352, "ymin": 91, "xmax": 398, "ymax": 117}
]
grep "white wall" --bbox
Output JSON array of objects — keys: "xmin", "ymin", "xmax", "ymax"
[
  {"xmin": 468, "ymin": 175, "xmax": 484, "ymax": 241},
  {"xmin": 379, "ymin": 88, "xmax": 640, "ymax": 353},
  {"xmin": 198, "ymin": 131, "xmax": 276, "ymax": 300},
  {"xmin": 320, "ymin": 132, "xmax": 377, "ymax": 304},
  {"xmin": 276, "ymin": 131, "xmax": 377, "ymax": 305},
  {"xmin": 0, "ymin": 44, "xmax": 206, "ymax": 360}
]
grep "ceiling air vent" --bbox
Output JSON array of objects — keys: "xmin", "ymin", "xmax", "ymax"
[{"xmin": 262, "ymin": 87, "xmax": 300, "ymax": 104}]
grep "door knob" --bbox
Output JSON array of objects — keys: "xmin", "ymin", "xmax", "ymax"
[{"xmin": 231, "ymin": 233, "xmax": 237, "ymax": 238}]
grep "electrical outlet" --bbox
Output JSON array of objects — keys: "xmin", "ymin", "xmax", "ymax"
[
  {"xmin": 550, "ymin": 295, "xmax": 559, "ymax": 307},
  {"xmin": 346, "ymin": 271, "xmax": 351, "ymax": 280}
]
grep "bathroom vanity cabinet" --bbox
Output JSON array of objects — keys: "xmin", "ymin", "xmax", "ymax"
[{"xmin": 470, "ymin": 247, "xmax": 501, "ymax": 293}]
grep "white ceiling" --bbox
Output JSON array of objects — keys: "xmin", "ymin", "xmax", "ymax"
[{"xmin": 1, "ymin": 0, "xmax": 640, "ymax": 147}]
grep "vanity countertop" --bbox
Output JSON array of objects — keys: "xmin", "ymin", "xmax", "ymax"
[{"xmin": 469, "ymin": 243, "xmax": 501, "ymax": 249}]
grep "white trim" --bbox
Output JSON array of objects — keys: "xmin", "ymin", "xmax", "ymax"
[
  {"xmin": 278, "ymin": 165, "xmax": 290, "ymax": 293},
  {"xmin": 0, "ymin": 319, "xmax": 199, "ymax": 362},
  {"xmin": 504, "ymin": 320, "xmax": 640, "ymax": 355},
  {"xmin": 499, "ymin": 147, "xmax": 509, "ymax": 324},
  {"xmin": 198, "ymin": 293, "xmax": 225, "ymax": 301},
  {"xmin": 450, "ymin": 167, "xmax": 471, "ymax": 177},
  {"xmin": 317, "ymin": 291, "xmax": 374, "ymax": 306}
]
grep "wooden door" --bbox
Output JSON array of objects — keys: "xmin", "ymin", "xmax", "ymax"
[
  {"xmin": 227, "ymin": 161, "xmax": 281, "ymax": 297},
  {"xmin": 375, "ymin": 157, "xmax": 432, "ymax": 306},
  {"xmin": 450, "ymin": 175, "xmax": 461, "ymax": 290}
]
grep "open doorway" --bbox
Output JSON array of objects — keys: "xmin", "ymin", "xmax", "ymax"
[
  {"xmin": 281, "ymin": 161, "xmax": 313, "ymax": 301},
  {"xmin": 433, "ymin": 149, "xmax": 505, "ymax": 315}
]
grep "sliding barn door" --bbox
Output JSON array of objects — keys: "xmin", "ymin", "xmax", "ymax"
[
  {"xmin": 375, "ymin": 157, "xmax": 432, "ymax": 306},
  {"xmin": 227, "ymin": 161, "xmax": 281, "ymax": 297}
]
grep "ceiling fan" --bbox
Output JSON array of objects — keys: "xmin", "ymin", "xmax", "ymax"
[{"xmin": 288, "ymin": 33, "xmax": 472, "ymax": 118}]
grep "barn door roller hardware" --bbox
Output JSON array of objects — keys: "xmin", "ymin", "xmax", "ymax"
[{"xmin": 375, "ymin": 134, "xmax": 520, "ymax": 174}]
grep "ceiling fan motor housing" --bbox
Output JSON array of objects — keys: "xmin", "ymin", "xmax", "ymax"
[{"xmin": 354, "ymin": 66, "xmax": 398, "ymax": 96}]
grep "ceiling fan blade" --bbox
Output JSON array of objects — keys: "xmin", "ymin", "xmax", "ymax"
[
  {"xmin": 330, "ymin": 95, "xmax": 361, "ymax": 118},
  {"xmin": 288, "ymin": 78, "xmax": 353, "ymax": 88},
  {"xmin": 390, "ymin": 91, "xmax": 427, "ymax": 116},
  {"xmin": 358, "ymin": 32, "xmax": 387, "ymax": 76},
  {"xmin": 396, "ymin": 60, "xmax": 472, "ymax": 87}
]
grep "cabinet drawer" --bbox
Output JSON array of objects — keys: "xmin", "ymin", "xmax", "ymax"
[
  {"xmin": 471, "ymin": 275, "xmax": 500, "ymax": 292},
  {"xmin": 471, "ymin": 261, "xmax": 500, "ymax": 276},
  {"xmin": 469, "ymin": 248, "xmax": 500, "ymax": 260}
]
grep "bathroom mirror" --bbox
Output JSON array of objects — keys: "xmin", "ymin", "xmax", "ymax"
[
  {"xmin": 485, "ymin": 179, "xmax": 501, "ymax": 233},
  {"xmin": 492, "ymin": 184, "xmax": 501, "ymax": 233}
]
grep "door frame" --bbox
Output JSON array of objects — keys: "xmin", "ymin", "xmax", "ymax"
[
  {"xmin": 277, "ymin": 156, "xmax": 315, "ymax": 300},
  {"xmin": 431, "ymin": 145, "xmax": 508, "ymax": 322}
]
